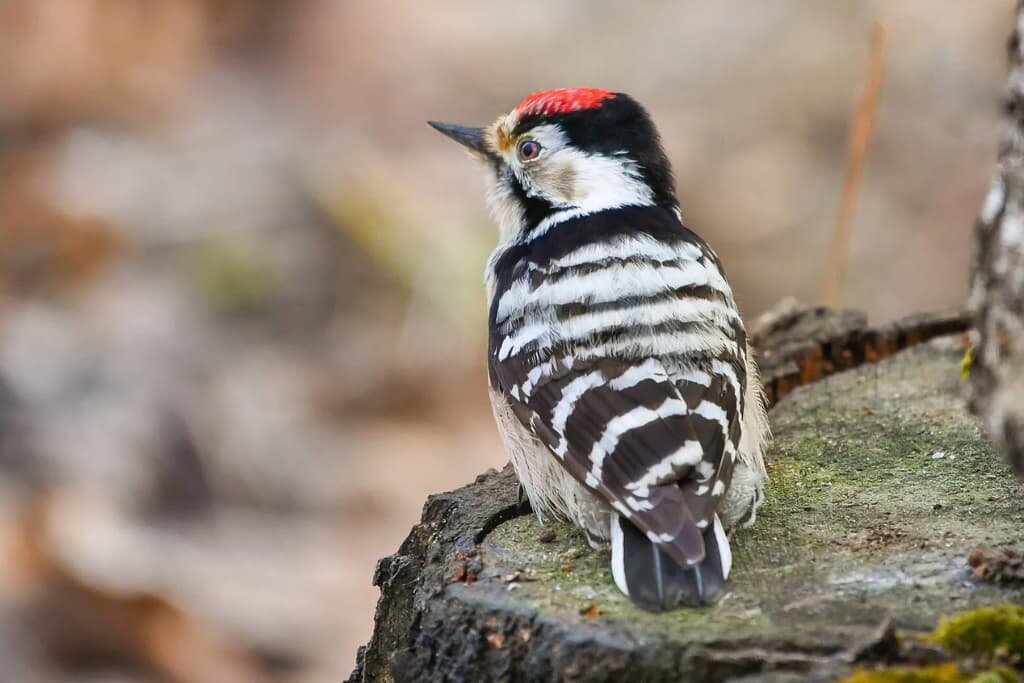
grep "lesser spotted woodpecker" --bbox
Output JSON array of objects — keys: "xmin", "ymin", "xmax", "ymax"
[{"xmin": 430, "ymin": 88, "xmax": 770, "ymax": 611}]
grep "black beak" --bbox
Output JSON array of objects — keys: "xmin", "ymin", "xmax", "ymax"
[{"xmin": 428, "ymin": 121, "xmax": 489, "ymax": 157}]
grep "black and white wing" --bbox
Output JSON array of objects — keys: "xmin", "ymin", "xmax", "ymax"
[{"xmin": 487, "ymin": 206, "xmax": 746, "ymax": 605}]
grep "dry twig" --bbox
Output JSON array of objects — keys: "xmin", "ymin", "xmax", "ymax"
[{"xmin": 821, "ymin": 22, "xmax": 887, "ymax": 307}]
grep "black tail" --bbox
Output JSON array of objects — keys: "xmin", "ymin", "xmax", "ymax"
[{"xmin": 610, "ymin": 513, "xmax": 731, "ymax": 611}]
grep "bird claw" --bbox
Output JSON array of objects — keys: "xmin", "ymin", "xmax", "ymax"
[{"xmin": 515, "ymin": 481, "xmax": 531, "ymax": 511}]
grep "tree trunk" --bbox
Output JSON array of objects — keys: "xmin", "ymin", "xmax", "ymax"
[{"xmin": 969, "ymin": 0, "xmax": 1024, "ymax": 477}]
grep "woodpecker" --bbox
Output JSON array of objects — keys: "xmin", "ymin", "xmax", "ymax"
[{"xmin": 429, "ymin": 88, "xmax": 769, "ymax": 611}]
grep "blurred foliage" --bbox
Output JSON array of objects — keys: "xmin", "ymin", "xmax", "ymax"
[
  {"xmin": 323, "ymin": 185, "xmax": 419, "ymax": 292},
  {"xmin": 189, "ymin": 238, "xmax": 275, "ymax": 318},
  {"xmin": 0, "ymin": 148, "xmax": 121, "ymax": 298},
  {"xmin": 321, "ymin": 170, "xmax": 494, "ymax": 341}
]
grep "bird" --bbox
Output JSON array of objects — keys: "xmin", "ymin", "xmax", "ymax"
[{"xmin": 429, "ymin": 88, "xmax": 769, "ymax": 611}]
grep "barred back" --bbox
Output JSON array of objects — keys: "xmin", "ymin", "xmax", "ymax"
[{"xmin": 487, "ymin": 205, "xmax": 747, "ymax": 569}]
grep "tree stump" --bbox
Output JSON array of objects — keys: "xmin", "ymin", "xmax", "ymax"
[{"xmin": 349, "ymin": 312, "xmax": 1023, "ymax": 682}]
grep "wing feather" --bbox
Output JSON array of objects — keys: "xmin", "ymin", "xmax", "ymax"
[
  {"xmin": 491, "ymin": 352, "xmax": 739, "ymax": 568},
  {"xmin": 486, "ymin": 211, "xmax": 744, "ymax": 570}
]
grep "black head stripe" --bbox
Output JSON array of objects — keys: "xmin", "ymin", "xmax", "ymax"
[{"xmin": 506, "ymin": 170, "xmax": 554, "ymax": 228}]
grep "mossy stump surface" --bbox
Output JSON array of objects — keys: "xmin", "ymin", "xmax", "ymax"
[{"xmin": 352, "ymin": 339, "xmax": 1024, "ymax": 682}]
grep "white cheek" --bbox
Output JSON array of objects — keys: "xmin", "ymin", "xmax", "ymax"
[
  {"xmin": 523, "ymin": 152, "xmax": 656, "ymax": 240},
  {"xmin": 520, "ymin": 125, "xmax": 655, "ymax": 213},
  {"xmin": 568, "ymin": 153, "xmax": 654, "ymax": 210}
]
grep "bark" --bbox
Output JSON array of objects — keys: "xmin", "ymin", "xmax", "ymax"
[
  {"xmin": 749, "ymin": 302, "xmax": 967, "ymax": 408},
  {"xmin": 969, "ymin": 0, "xmax": 1024, "ymax": 477},
  {"xmin": 348, "ymin": 308, "xmax": 1018, "ymax": 683}
]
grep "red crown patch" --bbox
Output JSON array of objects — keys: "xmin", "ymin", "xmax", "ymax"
[{"xmin": 513, "ymin": 88, "xmax": 615, "ymax": 117}]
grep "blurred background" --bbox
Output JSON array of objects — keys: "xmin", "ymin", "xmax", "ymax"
[{"xmin": 0, "ymin": 1, "xmax": 1012, "ymax": 680}]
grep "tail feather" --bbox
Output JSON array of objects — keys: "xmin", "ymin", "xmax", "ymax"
[{"xmin": 610, "ymin": 513, "xmax": 731, "ymax": 611}]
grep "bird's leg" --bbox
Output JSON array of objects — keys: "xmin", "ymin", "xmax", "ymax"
[
  {"xmin": 515, "ymin": 480, "xmax": 531, "ymax": 512},
  {"xmin": 583, "ymin": 528, "xmax": 604, "ymax": 550}
]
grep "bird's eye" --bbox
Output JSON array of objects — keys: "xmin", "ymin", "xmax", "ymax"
[{"xmin": 517, "ymin": 139, "xmax": 542, "ymax": 162}]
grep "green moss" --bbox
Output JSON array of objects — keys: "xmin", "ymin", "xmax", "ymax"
[
  {"xmin": 837, "ymin": 663, "xmax": 969, "ymax": 683},
  {"xmin": 837, "ymin": 664, "xmax": 1018, "ymax": 683},
  {"xmin": 971, "ymin": 670, "xmax": 1020, "ymax": 683},
  {"xmin": 931, "ymin": 605, "xmax": 1024, "ymax": 657},
  {"xmin": 834, "ymin": 606, "xmax": 1024, "ymax": 683}
]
